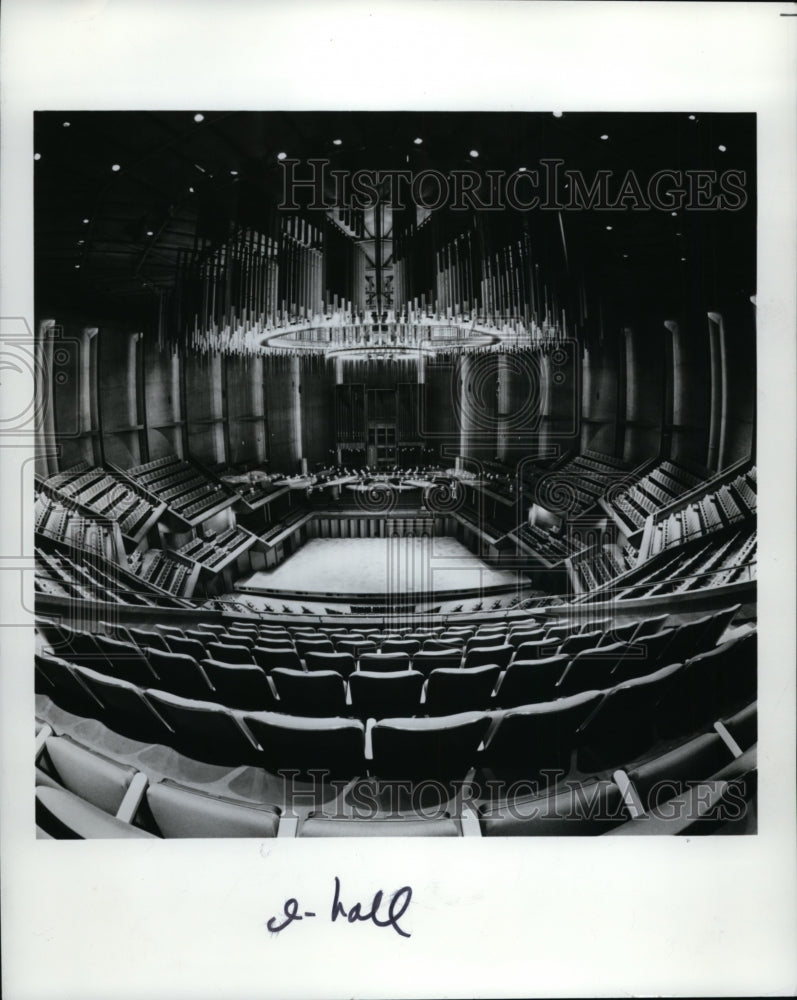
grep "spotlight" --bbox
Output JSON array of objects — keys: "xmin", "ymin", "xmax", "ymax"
[
  {"xmin": 74, "ymin": 264, "xmax": 80, "ymax": 269},
  {"xmin": 111, "ymin": 163, "xmax": 121, "ymax": 172},
  {"xmin": 718, "ymin": 144, "xmax": 727, "ymax": 152},
  {"xmin": 193, "ymin": 113, "xmax": 204, "ymax": 123},
  {"xmin": 188, "ymin": 186, "xmax": 194, "ymax": 193},
  {"xmin": 605, "ymin": 225, "xmax": 613, "ymax": 231},
  {"xmin": 469, "ymin": 149, "xmax": 479, "ymax": 158},
  {"xmin": 671, "ymin": 211, "xmax": 678, "ymax": 217},
  {"xmin": 277, "ymin": 152, "xmax": 287, "ymax": 160},
  {"xmin": 680, "ymin": 257, "xmax": 687, "ymax": 262},
  {"xmin": 332, "ymin": 138, "xmax": 342, "ymax": 145},
  {"xmin": 146, "ymin": 230, "xmax": 154, "ymax": 237},
  {"xmin": 600, "ymin": 134, "xmax": 609, "ymax": 141},
  {"xmin": 230, "ymin": 169, "xmax": 238, "ymax": 176},
  {"xmin": 82, "ymin": 218, "xmax": 90, "ymax": 224},
  {"xmin": 413, "ymin": 137, "xmax": 423, "ymax": 145},
  {"xmin": 62, "ymin": 121, "xmax": 70, "ymax": 127}
]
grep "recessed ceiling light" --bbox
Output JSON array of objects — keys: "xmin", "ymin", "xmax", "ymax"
[
  {"xmin": 74, "ymin": 264, "xmax": 80, "ymax": 269},
  {"xmin": 688, "ymin": 114, "xmax": 697, "ymax": 121},
  {"xmin": 413, "ymin": 137, "xmax": 423, "ymax": 145},
  {"xmin": 276, "ymin": 151, "xmax": 287, "ymax": 161},
  {"xmin": 718, "ymin": 144, "xmax": 727, "ymax": 152},
  {"xmin": 680, "ymin": 257, "xmax": 687, "ymax": 262},
  {"xmin": 600, "ymin": 134, "xmax": 609, "ymax": 141},
  {"xmin": 552, "ymin": 111, "xmax": 563, "ymax": 118},
  {"xmin": 230, "ymin": 169, "xmax": 238, "ymax": 176},
  {"xmin": 605, "ymin": 225, "xmax": 613, "ymax": 231},
  {"xmin": 332, "ymin": 138, "xmax": 342, "ymax": 146},
  {"xmin": 33, "ymin": 153, "xmax": 41, "ymax": 161},
  {"xmin": 518, "ymin": 166, "xmax": 527, "ymax": 172},
  {"xmin": 188, "ymin": 186, "xmax": 195, "ymax": 193},
  {"xmin": 146, "ymin": 230, "xmax": 154, "ymax": 237},
  {"xmin": 469, "ymin": 149, "xmax": 479, "ymax": 158},
  {"xmin": 194, "ymin": 113, "xmax": 204, "ymax": 123},
  {"xmin": 111, "ymin": 163, "xmax": 121, "ymax": 172},
  {"xmin": 622, "ymin": 253, "xmax": 629, "ymax": 259},
  {"xmin": 82, "ymin": 218, "xmax": 90, "ymax": 224},
  {"xmin": 676, "ymin": 231, "xmax": 682, "ymax": 237},
  {"xmin": 62, "ymin": 121, "xmax": 70, "ymax": 127},
  {"xmin": 671, "ymin": 211, "xmax": 678, "ymax": 217},
  {"xmin": 77, "ymin": 239, "xmax": 84, "ymax": 245}
]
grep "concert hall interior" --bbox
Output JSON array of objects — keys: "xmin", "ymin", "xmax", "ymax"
[{"xmin": 33, "ymin": 111, "xmax": 757, "ymax": 838}]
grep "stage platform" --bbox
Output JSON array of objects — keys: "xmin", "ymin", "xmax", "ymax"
[{"xmin": 236, "ymin": 536, "xmax": 521, "ymax": 600}]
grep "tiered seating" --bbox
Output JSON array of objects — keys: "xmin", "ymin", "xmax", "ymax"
[
  {"xmin": 35, "ymin": 612, "xmax": 756, "ymax": 837},
  {"xmin": 44, "ymin": 465, "xmax": 156, "ymax": 537},
  {"xmin": 177, "ymin": 526, "xmax": 253, "ymax": 569},
  {"xmin": 571, "ymin": 544, "xmax": 626, "ymax": 591},
  {"xmin": 35, "ymin": 548, "xmax": 183, "ymax": 607},
  {"xmin": 127, "ymin": 456, "xmax": 228, "ymax": 521},
  {"xmin": 532, "ymin": 451, "xmax": 630, "ymax": 517},
  {"xmin": 609, "ymin": 460, "xmax": 704, "ymax": 531},
  {"xmin": 130, "ymin": 549, "xmax": 191, "ymax": 597},
  {"xmin": 517, "ymin": 522, "xmax": 585, "ymax": 561}
]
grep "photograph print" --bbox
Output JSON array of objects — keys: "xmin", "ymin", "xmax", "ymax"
[{"xmin": 33, "ymin": 110, "xmax": 758, "ymax": 839}]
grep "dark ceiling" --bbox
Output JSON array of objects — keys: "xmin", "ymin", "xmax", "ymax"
[{"xmin": 34, "ymin": 110, "xmax": 756, "ymax": 327}]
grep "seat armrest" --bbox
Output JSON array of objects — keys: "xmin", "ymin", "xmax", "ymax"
[
  {"xmin": 115, "ymin": 771, "xmax": 148, "ymax": 824},
  {"xmin": 713, "ymin": 720, "xmax": 743, "ymax": 758},
  {"xmin": 35, "ymin": 724, "xmax": 53, "ymax": 760},
  {"xmin": 612, "ymin": 769, "xmax": 645, "ymax": 820},
  {"xmin": 277, "ymin": 816, "xmax": 298, "ymax": 838},
  {"xmin": 364, "ymin": 718, "xmax": 376, "ymax": 760}
]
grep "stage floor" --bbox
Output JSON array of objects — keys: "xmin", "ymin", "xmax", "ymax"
[{"xmin": 238, "ymin": 536, "xmax": 519, "ymax": 597}]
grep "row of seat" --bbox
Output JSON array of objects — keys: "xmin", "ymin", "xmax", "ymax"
[
  {"xmin": 35, "ymin": 709, "xmax": 757, "ymax": 839},
  {"xmin": 35, "ymin": 629, "xmax": 757, "ymax": 788}
]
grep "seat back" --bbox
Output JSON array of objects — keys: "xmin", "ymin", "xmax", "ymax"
[
  {"xmin": 128, "ymin": 627, "xmax": 170, "ymax": 652},
  {"xmin": 165, "ymin": 635, "xmax": 208, "ymax": 662},
  {"xmin": 144, "ymin": 688, "xmax": 261, "ymax": 766},
  {"xmin": 206, "ymin": 641, "xmax": 253, "ymax": 665},
  {"xmin": 270, "ymin": 668, "xmax": 347, "ymax": 717},
  {"xmin": 412, "ymin": 650, "xmax": 463, "ymax": 675},
  {"xmin": 370, "ymin": 711, "xmax": 491, "ymax": 780},
  {"xmin": 146, "ymin": 648, "xmax": 213, "ymax": 699},
  {"xmin": 147, "ymin": 781, "xmax": 279, "ymax": 838},
  {"xmin": 93, "ymin": 634, "xmax": 159, "ymax": 686},
  {"xmin": 304, "ymin": 650, "xmax": 357, "ymax": 677},
  {"xmin": 74, "ymin": 666, "xmax": 173, "ymax": 744},
  {"xmin": 253, "ymin": 646, "xmax": 303, "ymax": 672},
  {"xmin": 242, "ymin": 711, "xmax": 365, "ymax": 779},
  {"xmin": 295, "ymin": 638, "xmax": 335, "ymax": 657},
  {"xmin": 512, "ymin": 638, "xmax": 560, "ymax": 661},
  {"xmin": 464, "ymin": 643, "xmax": 512, "ymax": 670},
  {"xmin": 558, "ymin": 629, "xmax": 604, "ymax": 656},
  {"xmin": 44, "ymin": 735, "xmax": 138, "ymax": 815},
  {"xmin": 491, "ymin": 655, "xmax": 570, "ymax": 708},
  {"xmin": 200, "ymin": 658, "xmax": 275, "ymax": 711},
  {"xmin": 556, "ymin": 642, "xmax": 625, "ymax": 695},
  {"xmin": 382, "ymin": 639, "xmax": 421, "ymax": 656},
  {"xmin": 424, "ymin": 664, "xmax": 500, "ymax": 716},
  {"xmin": 348, "ymin": 670, "xmax": 424, "ymax": 719},
  {"xmin": 216, "ymin": 633, "xmax": 255, "ymax": 649},
  {"xmin": 358, "ymin": 652, "xmax": 411, "ymax": 673}
]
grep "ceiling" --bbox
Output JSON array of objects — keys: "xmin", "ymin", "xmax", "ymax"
[{"xmin": 34, "ymin": 110, "xmax": 756, "ymax": 327}]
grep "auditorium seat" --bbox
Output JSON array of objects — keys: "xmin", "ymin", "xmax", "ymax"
[
  {"xmin": 201, "ymin": 659, "xmax": 275, "ymax": 711},
  {"xmin": 348, "ymin": 670, "xmax": 424, "ymax": 719},
  {"xmin": 74, "ymin": 666, "xmax": 175, "ymax": 744},
  {"xmin": 242, "ymin": 711, "xmax": 366, "ymax": 780},
  {"xmin": 555, "ymin": 642, "xmax": 627, "ymax": 695},
  {"xmin": 336, "ymin": 639, "xmax": 377, "ymax": 657},
  {"xmin": 298, "ymin": 814, "xmax": 460, "ymax": 837},
  {"xmin": 358, "ymin": 651, "xmax": 411, "ymax": 673},
  {"xmin": 512, "ymin": 638, "xmax": 559, "ymax": 660},
  {"xmin": 205, "ymin": 641, "xmax": 253, "ymax": 665},
  {"xmin": 598, "ymin": 621, "xmax": 640, "ymax": 645},
  {"xmin": 155, "ymin": 624, "xmax": 185, "ymax": 638},
  {"xmin": 382, "ymin": 639, "xmax": 421, "ymax": 656},
  {"xmin": 216, "ymin": 633, "xmax": 256, "ymax": 650},
  {"xmin": 423, "ymin": 664, "xmax": 501, "ymax": 716},
  {"xmin": 35, "ymin": 653, "xmax": 105, "ymax": 719},
  {"xmin": 146, "ymin": 780, "xmax": 280, "ymax": 838},
  {"xmin": 507, "ymin": 628, "xmax": 547, "ymax": 649},
  {"xmin": 295, "ymin": 637, "xmax": 335, "ymax": 658},
  {"xmin": 252, "ymin": 646, "xmax": 303, "ymax": 673},
  {"xmin": 491, "ymin": 655, "xmax": 570, "ymax": 708},
  {"xmin": 270, "ymin": 668, "xmax": 347, "ymax": 717},
  {"xmin": 368, "ymin": 711, "xmax": 491, "ymax": 781},
  {"xmin": 91, "ymin": 634, "xmax": 160, "ymax": 687},
  {"xmin": 576, "ymin": 661, "xmax": 685, "ymax": 771},
  {"xmin": 465, "ymin": 635, "xmax": 505, "ymax": 653},
  {"xmin": 630, "ymin": 614, "xmax": 669, "ymax": 639},
  {"xmin": 127, "ymin": 627, "xmax": 171, "ymax": 653},
  {"xmin": 36, "ymin": 786, "xmax": 157, "ymax": 840},
  {"xmin": 253, "ymin": 636, "xmax": 295, "ymax": 651},
  {"xmin": 423, "ymin": 638, "xmax": 464, "ymax": 653},
  {"xmin": 463, "ymin": 643, "xmax": 513, "ymax": 671},
  {"xmin": 40, "ymin": 735, "xmax": 143, "ymax": 816},
  {"xmin": 412, "ymin": 649, "xmax": 463, "ymax": 675},
  {"xmin": 719, "ymin": 701, "xmax": 757, "ymax": 753},
  {"xmin": 478, "ymin": 779, "xmax": 627, "ymax": 837},
  {"xmin": 184, "ymin": 629, "xmax": 213, "ymax": 645},
  {"xmin": 558, "ymin": 629, "xmax": 604, "ymax": 657},
  {"xmin": 49, "ymin": 625, "xmax": 107, "ymax": 669},
  {"xmin": 139, "ymin": 647, "xmax": 214, "ymax": 699},
  {"xmin": 611, "ymin": 628, "xmax": 679, "ymax": 683},
  {"xmin": 304, "ymin": 650, "xmax": 357, "ymax": 678},
  {"xmin": 144, "ymin": 689, "xmax": 263, "ymax": 766},
  {"xmin": 196, "ymin": 624, "xmax": 226, "ymax": 636},
  {"xmin": 479, "ymin": 689, "xmax": 604, "ymax": 782},
  {"xmin": 164, "ymin": 635, "xmax": 207, "ymax": 662}
]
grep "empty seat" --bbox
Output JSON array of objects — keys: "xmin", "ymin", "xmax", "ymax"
[
  {"xmin": 146, "ymin": 781, "xmax": 280, "ymax": 838},
  {"xmin": 205, "ymin": 641, "xmax": 253, "ymax": 665},
  {"xmin": 252, "ymin": 646, "xmax": 303, "ymax": 673},
  {"xmin": 491, "ymin": 655, "xmax": 570, "ymax": 708},
  {"xmin": 90, "ymin": 634, "xmax": 159, "ymax": 686},
  {"xmin": 270, "ymin": 668, "xmax": 347, "ymax": 717},
  {"xmin": 336, "ymin": 639, "xmax": 377, "ymax": 657},
  {"xmin": 155, "ymin": 624, "xmax": 185, "ymax": 638},
  {"xmin": 611, "ymin": 628, "xmax": 680, "ymax": 683},
  {"xmin": 480, "ymin": 689, "xmax": 604, "ymax": 782},
  {"xmin": 196, "ymin": 623, "xmax": 226, "ymax": 636},
  {"xmin": 659, "ymin": 615, "xmax": 717, "ymax": 664},
  {"xmin": 242, "ymin": 711, "xmax": 366, "ymax": 779},
  {"xmin": 507, "ymin": 629, "xmax": 547, "ymax": 649},
  {"xmin": 543, "ymin": 624, "xmax": 579, "ymax": 644},
  {"xmin": 201, "ymin": 659, "xmax": 275, "ymax": 711},
  {"xmin": 720, "ymin": 701, "xmax": 757, "ymax": 753},
  {"xmin": 298, "ymin": 814, "xmax": 459, "ymax": 837},
  {"xmin": 382, "ymin": 639, "xmax": 421, "ymax": 656},
  {"xmin": 295, "ymin": 637, "xmax": 335, "ymax": 658},
  {"xmin": 512, "ymin": 638, "xmax": 560, "ymax": 661},
  {"xmin": 558, "ymin": 629, "xmax": 604, "ymax": 657},
  {"xmin": 598, "ymin": 621, "xmax": 640, "ymax": 646},
  {"xmin": 630, "ymin": 614, "xmax": 669, "ymax": 640},
  {"xmin": 164, "ymin": 635, "xmax": 207, "ymax": 662},
  {"xmin": 304, "ymin": 650, "xmax": 357, "ymax": 678},
  {"xmin": 36, "ymin": 786, "xmax": 157, "ymax": 840},
  {"xmin": 370, "ymin": 711, "xmax": 491, "ymax": 781},
  {"xmin": 348, "ymin": 671, "xmax": 424, "ymax": 720},
  {"xmin": 35, "ymin": 653, "xmax": 105, "ymax": 719},
  {"xmin": 215, "ymin": 633, "xmax": 256, "ymax": 650},
  {"xmin": 463, "ymin": 643, "xmax": 512, "ymax": 671},
  {"xmin": 465, "ymin": 635, "xmax": 505, "ymax": 653},
  {"xmin": 358, "ymin": 652, "xmax": 411, "ymax": 673},
  {"xmin": 42, "ymin": 735, "xmax": 140, "ymax": 815},
  {"xmin": 253, "ymin": 637, "xmax": 295, "ymax": 651},
  {"xmin": 145, "ymin": 648, "xmax": 215, "ymax": 700},
  {"xmin": 183, "ymin": 629, "xmax": 213, "ymax": 645},
  {"xmin": 50, "ymin": 625, "xmax": 106, "ymax": 669},
  {"xmin": 555, "ymin": 642, "xmax": 626, "ymax": 696},
  {"xmin": 127, "ymin": 627, "xmax": 171, "ymax": 653},
  {"xmin": 145, "ymin": 689, "xmax": 262, "ymax": 767},
  {"xmin": 623, "ymin": 732, "xmax": 733, "ymax": 815},
  {"xmin": 412, "ymin": 650, "xmax": 463, "ymax": 676},
  {"xmin": 576, "ymin": 661, "xmax": 685, "ymax": 771},
  {"xmin": 478, "ymin": 779, "xmax": 626, "ymax": 837},
  {"xmin": 74, "ymin": 666, "xmax": 174, "ymax": 744},
  {"xmin": 423, "ymin": 638, "xmax": 464, "ymax": 653},
  {"xmin": 423, "ymin": 664, "xmax": 500, "ymax": 716},
  {"xmin": 668, "ymin": 633, "xmax": 757, "ymax": 735}
]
